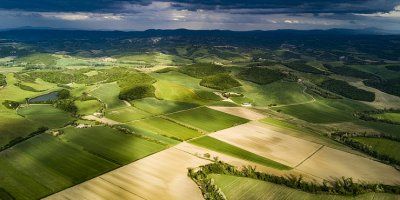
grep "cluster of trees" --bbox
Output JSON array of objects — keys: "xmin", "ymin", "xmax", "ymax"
[
  {"xmin": 51, "ymin": 89, "xmax": 78, "ymax": 113},
  {"xmin": 2, "ymin": 100, "xmax": 20, "ymax": 109},
  {"xmin": 331, "ymin": 132, "xmax": 400, "ymax": 166},
  {"xmin": 119, "ymin": 84, "xmax": 155, "ymax": 101},
  {"xmin": 188, "ymin": 161, "xmax": 400, "ymax": 198},
  {"xmin": 54, "ymin": 99, "xmax": 77, "ymax": 114},
  {"xmin": 237, "ymin": 67, "xmax": 285, "ymax": 85},
  {"xmin": 187, "ymin": 167, "xmax": 227, "ymax": 200},
  {"xmin": 386, "ymin": 65, "xmax": 400, "ymax": 72},
  {"xmin": 0, "ymin": 74, "xmax": 6, "ymax": 87},
  {"xmin": 0, "ymin": 127, "xmax": 48, "ymax": 151},
  {"xmin": 284, "ymin": 61, "xmax": 328, "ymax": 75},
  {"xmin": 319, "ymin": 79, "xmax": 375, "ymax": 102},
  {"xmin": 200, "ymin": 74, "xmax": 241, "ymax": 90},
  {"xmin": 364, "ymin": 77, "xmax": 400, "ymax": 97},
  {"xmin": 18, "ymin": 67, "xmax": 158, "ymax": 101},
  {"xmin": 179, "ymin": 63, "xmax": 228, "ymax": 78},
  {"xmin": 154, "ymin": 67, "xmax": 178, "ymax": 73},
  {"xmin": 356, "ymin": 109, "xmax": 400, "ymax": 125},
  {"xmin": 323, "ymin": 64, "xmax": 377, "ymax": 79},
  {"xmin": 14, "ymin": 82, "xmax": 43, "ymax": 92}
]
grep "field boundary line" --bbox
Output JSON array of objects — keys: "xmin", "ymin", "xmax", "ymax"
[
  {"xmin": 99, "ymin": 177, "xmax": 148, "ymax": 200},
  {"xmin": 294, "ymin": 145, "xmax": 324, "ymax": 168}
]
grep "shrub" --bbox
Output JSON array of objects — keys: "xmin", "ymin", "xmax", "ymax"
[
  {"xmin": 238, "ymin": 67, "xmax": 285, "ymax": 85},
  {"xmin": 200, "ymin": 74, "xmax": 241, "ymax": 90}
]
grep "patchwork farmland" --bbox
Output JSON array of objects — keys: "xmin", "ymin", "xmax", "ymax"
[{"xmin": 1, "ymin": 29, "xmax": 400, "ymax": 200}]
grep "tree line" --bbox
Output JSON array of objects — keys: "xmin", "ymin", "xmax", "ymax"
[
  {"xmin": 331, "ymin": 132, "xmax": 400, "ymax": 167},
  {"xmin": 188, "ymin": 161, "xmax": 400, "ymax": 199},
  {"xmin": 355, "ymin": 109, "xmax": 400, "ymax": 125}
]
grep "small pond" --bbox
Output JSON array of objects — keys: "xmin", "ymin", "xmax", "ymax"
[{"xmin": 28, "ymin": 91, "xmax": 59, "ymax": 103}]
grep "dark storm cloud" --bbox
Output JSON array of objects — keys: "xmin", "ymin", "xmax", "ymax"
[
  {"xmin": 0, "ymin": 0, "xmax": 150, "ymax": 12},
  {"xmin": 0, "ymin": 0, "xmax": 398, "ymax": 14},
  {"xmin": 169, "ymin": 0, "xmax": 398, "ymax": 14}
]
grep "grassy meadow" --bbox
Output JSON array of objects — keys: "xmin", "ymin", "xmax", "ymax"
[
  {"xmin": 371, "ymin": 112, "xmax": 400, "ymax": 123},
  {"xmin": 128, "ymin": 117, "xmax": 202, "ymax": 141},
  {"xmin": 353, "ymin": 137, "xmax": 400, "ymax": 161},
  {"xmin": 167, "ymin": 107, "xmax": 249, "ymax": 132}
]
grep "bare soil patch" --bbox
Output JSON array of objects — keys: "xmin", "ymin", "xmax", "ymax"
[
  {"xmin": 297, "ymin": 146, "xmax": 400, "ymax": 184},
  {"xmin": 209, "ymin": 121, "xmax": 323, "ymax": 167},
  {"xmin": 46, "ymin": 147, "xmax": 209, "ymax": 200}
]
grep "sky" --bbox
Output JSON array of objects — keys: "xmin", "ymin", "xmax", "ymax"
[{"xmin": 0, "ymin": 0, "xmax": 399, "ymax": 31}]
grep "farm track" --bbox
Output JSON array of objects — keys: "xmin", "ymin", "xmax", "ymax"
[{"xmin": 294, "ymin": 145, "xmax": 325, "ymax": 168}]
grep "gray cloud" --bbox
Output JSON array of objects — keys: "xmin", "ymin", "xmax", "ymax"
[{"xmin": 0, "ymin": 0, "xmax": 398, "ymax": 31}]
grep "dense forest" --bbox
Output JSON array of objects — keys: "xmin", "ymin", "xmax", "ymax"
[
  {"xmin": 319, "ymin": 79, "xmax": 375, "ymax": 101},
  {"xmin": 323, "ymin": 64, "xmax": 377, "ymax": 79},
  {"xmin": 238, "ymin": 67, "xmax": 285, "ymax": 85},
  {"xmin": 284, "ymin": 61, "xmax": 327, "ymax": 75},
  {"xmin": 364, "ymin": 78, "xmax": 400, "ymax": 97},
  {"xmin": 200, "ymin": 74, "xmax": 241, "ymax": 90}
]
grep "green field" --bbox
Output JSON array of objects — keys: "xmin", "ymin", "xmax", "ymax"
[
  {"xmin": 353, "ymin": 137, "xmax": 400, "ymax": 161},
  {"xmin": 271, "ymin": 99, "xmax": 369, "ymax": 123},
  {"xmin": 119, "ymin": 124, "xmax": 180, "ymax": 146},
  {"xmin": 105, "ymin": 106, "xmax": 152, "ymax": 122},
  {"xmin": 371, "ymin": 112, "xmax": 400, "ymax": 123},
  {"xmin": 167, "ymin": 107, "xmax": 249, "ymax": 132},
  {"xmin": 75, "ymin": 100, "xmax": 102, "ymax": 115},
  {"xmin": 0, "ymin": 134, "xmax": 118, "ymax": 200},
  {"xmin": 210, "ymin": 174, "xmax": 399, "ymax": 200},
  {"xmin": 154, "ymin": 80, "xmax": 207, "ymax": 104},
  {"xmin": 132, "ymin": 97, "xmax": 198, "ymax": 115},
  {"xmin": 230, "ymin": 81, "xmax": 313, "ymax": 107},
  {"xmin": 190, "ymin": 136, "xmax": 290, "ymax": 170},
  {"xmin": 60, "ymin": 126, "xmax": 166, "ymax": 165},
  {"xmin": 128, "ymin": 117, "xmax": 202, "ymax": 141},
  {"xmin": 89, "ymin": 82, "xmax": 126, "ymax": 109},
  {"xmin": 351, "ymin": 64, "xmax": 400, "ymax": 80},
  {"xmin": 17, "ymin": 104, "xmax": 74, "ymax": 128},
  {"xmin": 355, "ymin": 121, "xmax": 400, "ymax": 137},
  {"xmin": 0, "ymin": 112, "xmax": 40, "ymax": 147},
  {"xmin": 151, "ymin": 71, "xmax": 209, "ymax": 90}
]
